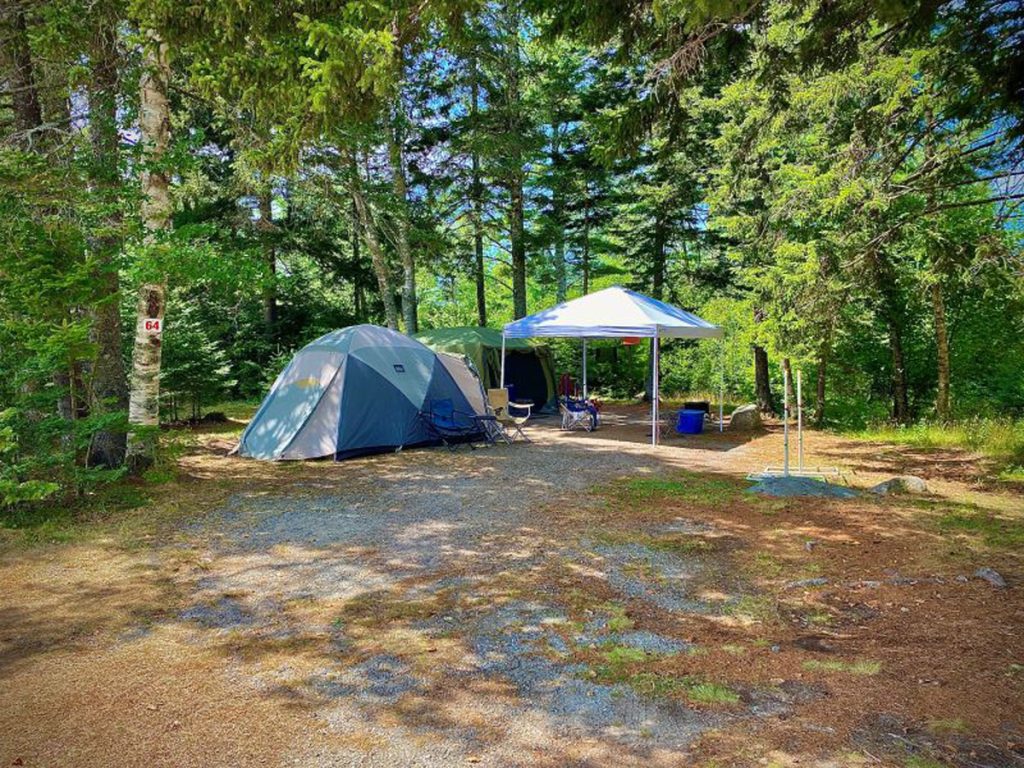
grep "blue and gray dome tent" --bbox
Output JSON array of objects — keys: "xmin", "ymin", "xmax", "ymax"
[{"xmin": 237, "ymin": 325, "xmax": 486, "ymax": 460}]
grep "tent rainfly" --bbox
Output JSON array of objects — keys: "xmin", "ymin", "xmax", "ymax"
[
  {"xmin": 414, "ymin": 326, "xmax": 557, "ymax": 409},
  {"xmin": 237, "ymin": 325, "xmax": 486, "ymax": 460},
  {"xmin": 501, "ymin": 285, "xmax": 725, "ymax": 445}
]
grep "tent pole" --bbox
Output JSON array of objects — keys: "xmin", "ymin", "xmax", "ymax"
[
  {"xmin": 652, "ymin": 332, "xmax": 660, "ymax": 446},
  {"xmin": 500, "ymin": 333, "xmax": 506, "ymax": 389},
  {"xmin": 719, "ymin": 338, "xmax": 725, "ymax": 433},
  {"xmin": 582, "ymin": 339, "xmax": 588, "ymax": 400}
]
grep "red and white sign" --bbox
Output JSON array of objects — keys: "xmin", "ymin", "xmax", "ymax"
[{"xmin": 143, "ymin": 318, "xmax": 163, "ymax": 334}]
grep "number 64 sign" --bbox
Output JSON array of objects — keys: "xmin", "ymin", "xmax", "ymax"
[{"xmin": 143, "ymin": 318, "xmax": 163, "ymax": 334}]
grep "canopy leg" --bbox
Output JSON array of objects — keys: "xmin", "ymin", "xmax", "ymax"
[
  {"xmin": 500, "ymin": 333, "xmax": 506, "ymax": 389},
  {"xmin": 652, "ymin": 333, "xmax": 660, "ymax": 446},
  {"xmin": 582, "ymin": 339, "xmax": 587, "ymax": 400},
  {"xmin": 719, "ymin": 338, "xmax": 725, "ymax": 433}
]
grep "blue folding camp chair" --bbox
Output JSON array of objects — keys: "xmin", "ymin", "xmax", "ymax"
[{"xmin": 421, "ymin": 398, "xmax": 487, "ymax": 450}]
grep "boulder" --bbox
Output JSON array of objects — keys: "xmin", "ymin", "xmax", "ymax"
[
  {"xmin": 974, "ymin": 567, "xmax": 1007, "ymax": 588},
  {"xmin": 729, "ymin": 404, "xmax": 762, "ymax": 431},
  {"xmin": 870, "ymin": 475, "xmax": 928, "ymax": 495}
]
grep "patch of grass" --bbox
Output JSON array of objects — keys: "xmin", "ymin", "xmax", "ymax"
[
  {"xmin": 749, "ymin": 552, "xmax": 785, "ymax": 579},
  {"xmin": 726, "ymin": 595, "xmax": 781, "ymax": 625},
  {"xmin": 609, "ymin": 471, "xmax": 745, "ymax": 507},
  {"xmin": 926, "ymin": 718, "xmax": 969, "ymax": 735},
  {"xmin": 590, "ymin": 663, "xmax": 741, "ymax": 706},
  {"xmin": 601, "ymin": 602, "xmax": 636, "ymax": 633},
  {"xmin": 602, "ymin": 645, "xmax": 648, "ymax": 665},
  {"xmin": 685, "ymin": 681, "xmax": 741, "ymax": 705},
  {"xmin": 999, "ymin": 466, "xmax": 1024, "ymax": 483},
  {"xmin": 337, "ymin": 590, "xmax": 450, "ymax": 627},
  {"xmin": 804, "ymin": 610, "xmax": 834, "ymax": 627},
  {"xmin": 849, "ymin": 417, "xmax": 1024, "ymax": 478},
  {"xmin": 937, "ymin": 511, "xmax": 1024, "ymax": 550},
  {"xmin": 621, "ymin": 559, "xmax": 664, "ymax": 583},
  {"xmin": 802, "ymin": 659, "xmax": 882, "ymax": 676},
  {"xmin": 904, "ymin": 756, "xmax": 951, "ymax": 768},
  {"xmin": 721, "ymin": 643, "xmax": 747, "ymax": 655}
]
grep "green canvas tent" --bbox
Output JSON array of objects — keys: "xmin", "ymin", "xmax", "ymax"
[{"xmin": 415, "ymin": 326, "xmax": 556, "ymax": 410}]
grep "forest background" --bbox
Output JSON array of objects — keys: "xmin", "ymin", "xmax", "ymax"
[{"xmin": 2, "ymin": 0, "xmax": 1022, "ymax": 509}]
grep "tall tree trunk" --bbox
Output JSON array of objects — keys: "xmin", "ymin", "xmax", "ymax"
[
  {"xmin": 505, "ymin": 10, "xmax": 527, "ymax": 320},
  {"xmin": 469, "ymin": 54, "xmax": 487, "ymax": 327},
  {"xmin": 581, "ymin": 194, "xmax": 591, "ymax": 295},
  {"xmin": 642, "ymin": 215, "xmax": 667, "ymax": 401},
  {"xmin": 389, "ymin": 77, "xmax": 417, "ymax": 333},
  {"xmin": 510, "ymin": 169, "xmax": 527, "ymax": 319},
  {"xmin": 551, "ymin": 120, "xmax": 566, "ymax": 303},
  {"xmin": 258, "ymin": 191, "xmax": 278, "ymax": 338},
  {"xmin": 931, "ymin": 282, "xmax": 950, "ymax": 422},
  {"xmin": 814, "ymin": 342, "xmax": 828, "ymax": 427},
  {"xmin": 87, "ymin": 25, "xmax": 128, "ymax": 468},
  {"xmin": 752, "ymin": 306, "xmax": 774, "ymax": 414},
  {"xmin": 922, "ymin": 107, "xmax": 951, "ymax": 423},
  {"xmin": 349, "ymin": 153, "xmax": 399, "ymax": 330},
  {"xmin": 754, "ymin": 345, "xmax": 773, "ymax": 415},
  {"xmin": 781, "ymin": 356, "xmax": 795, "ymax": 407},
  {"xmin": 5, "ymin": 8, "xmax": 43, "ymax": 146},
  {"xmin": 868, "ymin": 249, "xmax": 911, "ymax": 424},
  {"xmin": 126, "ymin": 31, "xmax": 172, "ymax": 471},
  {"xmin": 888, "ymin": 320, "xmax": 910, "ymax": 424},
  {"xmin": 651, "ymin": 215, "xmax": 666, "ymax": 300}
]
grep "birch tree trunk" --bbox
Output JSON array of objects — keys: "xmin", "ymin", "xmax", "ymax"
[
  {"xmin": 125, "ymin": 31, "xmax": 172, "ymax": 471},
  {"xmin": 258, "ymin": 191, "xmax": 278, "ymax": 338}
]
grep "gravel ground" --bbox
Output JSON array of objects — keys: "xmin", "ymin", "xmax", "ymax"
[{"xmin": 166, "ymin": 432, "xmax": 777, "ymax": 766}]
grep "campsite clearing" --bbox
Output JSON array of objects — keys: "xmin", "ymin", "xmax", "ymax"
[{"xmin": 1, "ymin": 414, "xmax": 1022, "ymax": 768}]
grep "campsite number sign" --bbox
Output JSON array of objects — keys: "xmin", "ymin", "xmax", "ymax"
[{"xmin": 143, "ymin": 318, "xmax": 162, "ymax": 334}]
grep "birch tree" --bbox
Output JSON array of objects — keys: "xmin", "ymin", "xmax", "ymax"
[{"xmin": 125, "ymin": 31, "xmax": 171, "ymax": 470}]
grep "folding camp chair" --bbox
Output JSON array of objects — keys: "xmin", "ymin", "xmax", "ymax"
[
  {"xmin": 487, "ymin": 388, "xmax": 532, "ymax": 443},
  {"xmin": 560, "ymin": 396, "xmax": 595, "ymax": 432},
  {"xmin": 421, "ymin": 398, "xmax": 485, "ymax": 450}
]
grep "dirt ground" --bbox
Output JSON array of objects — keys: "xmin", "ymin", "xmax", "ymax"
[{"xmin": 1, "ymin": 406, "xmax": 1022, "ymax": 768}]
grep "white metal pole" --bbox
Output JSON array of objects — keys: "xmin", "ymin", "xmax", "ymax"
[
  {"xmin": 782, "ymin": 364, "xmax": 790, "ymax": 477},
  {"xmin": 797, "ymin": 369, "xmax": 804, "ymax": 472},
  {"xmin": 582, "ymin": 339, "xmax": 588, "ymax": 400},
  {"xmin": 652, "ymin": 333, "xmax": 660, "ymax": 446},
  {"xmin": 719, "ymin": 338, "xmax": 725, "ymax": 433},
  {"xmin": 500, "ymin": 333, "xmax": 506, "ymax": 389}
]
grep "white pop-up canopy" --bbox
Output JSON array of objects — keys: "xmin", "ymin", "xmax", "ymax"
[{"xmin": 501, "ymin": 286, "xmax": 725, "ymax": 445}]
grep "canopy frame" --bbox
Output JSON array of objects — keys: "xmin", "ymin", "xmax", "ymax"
[{"xmin": 499, "ymin": 286, "xmax": 725, "ymax": 446}]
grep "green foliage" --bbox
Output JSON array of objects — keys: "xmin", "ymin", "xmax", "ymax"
[{"xmin": 2, "ymin": 0, "xmax": 1023, "ymax": 523}]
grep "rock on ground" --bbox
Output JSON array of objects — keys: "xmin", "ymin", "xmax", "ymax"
[
  {"xmin": 729, "ymin": 404, "xmax": 762, "ymax": 431},
  {"xmin": 974, "ymin": 567, "xmax": 1007, "ymax": 588},
  {"xmin": 870, "ymin": 475, "xmax": 929, "ymax": 495}
]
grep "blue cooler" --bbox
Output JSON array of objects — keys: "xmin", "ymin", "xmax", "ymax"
[{"xmin": 676, "ymin": 409, "xmax": 705, "ymax": 434}]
